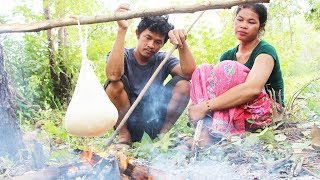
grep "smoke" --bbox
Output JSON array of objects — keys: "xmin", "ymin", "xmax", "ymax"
[{"xmin": 148, "ymin": 153, "xmax": 242, "ymax": 179}]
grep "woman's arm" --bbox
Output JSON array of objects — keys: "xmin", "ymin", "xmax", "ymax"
[{"xmin": 189, "ymin": 54, "xmax": 275, "ymax": 121}]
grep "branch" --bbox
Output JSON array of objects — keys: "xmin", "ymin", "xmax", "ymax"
[
  {"xmin": 287, "ymin": 76, "xmax": 320, "ymax": 112},
  {"xmin": 0, "ymin": 0, "xmax": 269, "ymax": 34}
]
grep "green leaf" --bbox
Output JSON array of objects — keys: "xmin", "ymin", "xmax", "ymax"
[
  {"xmin": 246, "ymin": 119, "xmax": 255, "ymax": 124},
  {"xmin": 140, "ymin": 132, "xmax": 153, "ymax": 145},
  {"xmin": 257, "ymin": 128, "xmax": 275, "ymax": 144},
  {"xmin": 155, "ymin": 132, "xmax": 174, "ymax": 152}
]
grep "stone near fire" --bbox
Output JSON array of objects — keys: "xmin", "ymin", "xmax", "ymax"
[{"xmin": 311, "ymin": 123, "xmax": 320, "ymax": 150}]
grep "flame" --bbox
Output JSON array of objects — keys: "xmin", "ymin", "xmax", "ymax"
[
  {"xmin": 105, "ymin": 144, "xmax": 132, "ymax": 171},
  {"xmin": 80, "ymin": 149, "xmax": 94, "ymax": 164},
  {"xmin": 119, "ymin": 152, "xmax": 129, "ymax": 170},
  {"xmin": 68, "ymin": 166, "xmax": 78, "ymax": 174}
]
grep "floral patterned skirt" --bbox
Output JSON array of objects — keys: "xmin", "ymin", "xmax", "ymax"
[{"xmin": 190, "ymin": 60, "xmax": 272, "ymax": 135}]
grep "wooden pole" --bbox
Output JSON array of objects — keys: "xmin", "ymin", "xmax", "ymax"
[{"xmin": 0, "ymin": 0, "xmax": 269, "ymax": 34}]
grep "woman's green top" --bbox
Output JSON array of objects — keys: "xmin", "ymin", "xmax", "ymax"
[{"xmin": 220, "ymin": 40, "xmax": 284, "ymax": 106}]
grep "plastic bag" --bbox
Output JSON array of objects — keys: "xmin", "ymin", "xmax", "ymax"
[{"xmin": 64, "ymin": 24, "xmax": 118, "ymax": 137}]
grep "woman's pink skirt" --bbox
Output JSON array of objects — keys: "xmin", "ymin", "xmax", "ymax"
[{"xmin": 190, "ymin": 60, "xmax": 272, "ymax": 135}]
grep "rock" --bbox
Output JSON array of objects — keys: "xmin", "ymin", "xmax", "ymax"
[{"xmin": 311, "ymin": 124, "xmax": 320, "ymax": 150}]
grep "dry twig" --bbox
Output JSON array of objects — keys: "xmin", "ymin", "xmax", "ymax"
[
  {"xmin": 266, "ymin": 154, "xmax": 293, "ymax": 173},
  {"xmin": 293, "ymin": 156, "xmax": 305, "ymax": 177},
  {"xmin": 302, "ymin": 166, "xmax": 320, "ymax": 179}
]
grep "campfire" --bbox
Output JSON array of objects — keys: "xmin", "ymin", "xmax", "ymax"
[
  {"xmin": 4, "ymin": 123, "xmax": 320, "ymax": 180},
  {"xmin": 62, "ymin": 149, "xmax": 153, "ymax": 179},
  {"xmin": 11, "ymin": 146, "xmax": 163, "ymax": 179},
  {"xmin": 6, "ymin": 134, "xmax": 320, "ymax": 180}
]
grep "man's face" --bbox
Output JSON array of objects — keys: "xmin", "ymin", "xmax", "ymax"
[{"xmin": 136, "ymin": 29, "xmax": 165, "ymax": 60}]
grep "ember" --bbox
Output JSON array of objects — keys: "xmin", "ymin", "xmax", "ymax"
[
  {"xmin": 12, "ymin": 148, "xmax": 159, "ymax": 179},
  {"xmin": 80, "ymin": 150, "xmax": 94, "ymax": 164},
  {"xmin": 58, "ymin": 154, "xmax": 122, "ymax": 179}
]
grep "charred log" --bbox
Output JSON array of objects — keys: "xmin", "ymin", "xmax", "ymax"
[{"xmin": 12, "ymin": 151, "xmax": 182, "ymax": 180}]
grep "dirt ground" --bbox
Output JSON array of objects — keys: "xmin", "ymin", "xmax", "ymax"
[{"xmin": 1, "ymin": 120, "xmax": 319, "ymax": 179}]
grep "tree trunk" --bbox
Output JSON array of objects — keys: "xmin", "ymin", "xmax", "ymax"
[
  {"xmin": 0, "ymin": 0, "xmax": 269, "ymax": 34},
  {"xmin": 44, "ymin": 5, "xmax": 61, "ymax": 105},
  {"xmin": 44, "ymin": 4, "xmax": 72, "ymax": 105},
  {"xmin": 0, "ymin": 43, "xmax": 24, "ymax": 159},
  {"xmin": 58, "ymin": 26, "xmax": 72, "ymax": 104}
]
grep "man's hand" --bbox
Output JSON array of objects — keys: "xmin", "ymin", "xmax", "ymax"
[
  {"xmin": 168, "ymin": 29, "xmax": 187, "ymax": 48},
  {"xmin": 115, "ymin": 4, "xmax": 130, "ymax": 30}
]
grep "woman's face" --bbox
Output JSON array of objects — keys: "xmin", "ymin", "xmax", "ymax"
[{"xmin": 234, "ymin": 8, "xmax": 261, "ymax": 43}]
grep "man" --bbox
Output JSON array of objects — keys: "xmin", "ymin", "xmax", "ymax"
[{"xmin": 105, "ymin": 4, "xmax": 196, "ymax": 145}]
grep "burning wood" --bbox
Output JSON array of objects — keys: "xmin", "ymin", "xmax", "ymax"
[{"xmin": 12, "ymin": 148, "xmax": 171, "ymax": 179}]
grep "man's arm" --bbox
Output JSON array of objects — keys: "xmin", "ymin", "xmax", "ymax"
[
  {"xmin": 168, "ymin": 29, "xmax": 196, "ymax": 80},
  {"xmin": 105, "ymin": 4, "xmax": 130, "ymax": 81}
]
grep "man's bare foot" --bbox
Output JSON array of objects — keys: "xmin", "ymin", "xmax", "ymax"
[
  {"xmin": 117, "ymin": 126, "xmax": 132, "ymax": 145},
  {"xmin": 114, "ymin": 134, "xmax": 131, "ymax": 151},
  {"xmin": 118, "ymin": 134, "xmax": 132, "ymax": 145},
  {"xmin": 160, "ymin": 122, "xmax": 173, "ymax": 134}
]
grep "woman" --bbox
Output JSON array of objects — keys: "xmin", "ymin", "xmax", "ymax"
[{"xmin": 188, "ymin": 3, "xmax": 284, "ymax": 146}]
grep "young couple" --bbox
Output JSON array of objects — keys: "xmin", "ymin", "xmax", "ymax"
[{"xmin": 104, "ymin": 3, "xmax": 284, "ymax": 147}]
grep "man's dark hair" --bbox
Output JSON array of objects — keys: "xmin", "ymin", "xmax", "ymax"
[{"xmin": 137, "ymin": 15, "xmax": 174, "ymax": 44}]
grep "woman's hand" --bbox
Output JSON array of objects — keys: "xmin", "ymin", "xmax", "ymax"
[
  {"xmin": 115, "ymin": 4, "xmax": 130, "ymax": 30},
  {"xmin": 188, "ymin": 101, "xmax": 208, "ymax": 123},
  {"xmin": 168, "ymin": 29, "xmax": 187, "ymax": 48}
]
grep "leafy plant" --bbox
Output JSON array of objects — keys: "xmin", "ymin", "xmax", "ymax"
[
  {"xmin": 130, "ymin": 130, "xmax": 177, "ymax": 159},
  {"xmin": 257, "ymin": 127, "xmax": 276, "ymax": 144}
]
